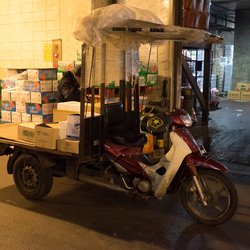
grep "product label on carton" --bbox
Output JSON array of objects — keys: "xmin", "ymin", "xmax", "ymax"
[
  {"xmin": 228, "ymin": 91, "xmax": 240, "ymax": 100},
  {"xmin": 139, "ymin": 61, "xmax": 158, "ymax": 74},
  {"xmin": 2, "ymin": 101, "xmax": 16, "ymax": 111},
  {"xmin": 66, "ymin": 114, "xmax": 80, "ymax": 139},
  {"xmin": 57, "ymin": 61, "xmax": 75, "ymax": 73},
  {"xmin": 26, "ymin": 103, "xmax": 53, "ymax": 115},
  {"xmin": 25, "ymin": 80, "xmax": 52, "ymax": 92},
  {"xmin": 28, "ymin": 69, "xmax": 57, "ymax": 81},
  {"xmin": 31, "ymin": 91, "xmax": 58, "ymax": 104},
  {"xmin": 57, "ymin": 139, "xmax": 79, "ymax": 154},
  {"xmin": 241, "ymin": 92, "xmax": 250, "ymax": 101},
  {"xmin": 236, "ymin": 83, "xmax": 250, "ymax": 92},
  {"xmin": 18, "ymin": 122, "xmax": 38, "ymax": 142},
  {"xmin": 32, "ymin": 114, "xmax": 53, "ymax": 123},
  {"xmin": 1, "ymin": 79, "xmax": 15, "ymax": 89},
  {"xmin": 139, "ymin": 74, "xmax": 157, "ymax": 86},
  {"xmin": 35, "ymin": 123, "xmax": 59, "ymax": 149}
]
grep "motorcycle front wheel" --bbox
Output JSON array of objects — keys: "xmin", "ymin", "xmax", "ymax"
[{"xmin": 180, "ymin": 169, "xmax": 238, "ymax": 225}]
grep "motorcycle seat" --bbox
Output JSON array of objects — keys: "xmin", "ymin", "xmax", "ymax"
[{"xmin": 111, "ymin": 133, "xmax": 147, "ymax": 147}]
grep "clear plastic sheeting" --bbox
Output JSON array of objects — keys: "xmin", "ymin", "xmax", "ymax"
[
  {"xmin": 72, "ymin": 4, "xmax": 222, "ymax": 51},
  {"xmin": 72, "ymin": 4, "xmax": 164, "ymax": 50},
  {"xmin": 4, "ymin": 70, "xmax": 28, "ymax": 81},
  {"xmin": 83, "ymin": 44, "xmax": 139, "ymax": 87}
]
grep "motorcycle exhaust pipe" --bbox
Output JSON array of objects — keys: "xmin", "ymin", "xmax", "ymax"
[{"xmin": 78, "ymin": 173, "xmax": 129, "ymax": 193}]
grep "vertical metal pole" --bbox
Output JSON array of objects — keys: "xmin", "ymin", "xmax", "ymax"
[
  {"xmin": 134, "ymin": 80, "xmax": 139, "ymax": 134},
  {"xmin": 127, "ymin": 51, "xmax": 132, "ymax": 132},
  {"xmin": 120, "ymin": 50, "xmax": 126, "ymax": 116},
  {"xmin": 90, "ymin": 47, "xmax": 96, "ymax": 160},
  {"xmin": 99, "ymin": 44, "xmax": 106, "ymax": 157},
  {"xmin": 202, "ymin": 48, "xmax": 211, "ymax": 124},
  {"xmin": 79, "ymin": 44, "xmax": 87, "ymax": 161},
  {"xmin": 173, "ymin": 0, "xmax": 183, "ymax": 109}
]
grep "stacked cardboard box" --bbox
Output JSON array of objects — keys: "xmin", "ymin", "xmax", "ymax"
[
  {"xmin": 224, "ymin": 65, "xmax": 233, "ymax": 92},
  {"xmin": 18, "ymin": 122, "xmax": 59, "ymax": 150},
  {"xmin": 228, "ymin": 83, "xmax": 250, "ymax": 101},
  {"xmin": 212, "ymin": 58, "xmax": 224, "ymax": 92},
  {"xmin": 1, "ymin": 68, "xmax": 58, "ymax": 124},
  {"xmin": 138, "ymin": 61, "xmax": 158, "ymax": 86}
]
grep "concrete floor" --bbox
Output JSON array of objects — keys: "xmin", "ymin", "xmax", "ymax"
[{"xmin": 0, "ymin": 99, "xmax": 249, "ymax": 250}]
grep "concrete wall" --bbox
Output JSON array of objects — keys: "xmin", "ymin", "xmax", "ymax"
[
  {"xmin": 232, "ymin": 9, "xmax": 250, "ymax": 90},
  {"xmin": 0, "ymin": 0, "xmax": 90, "ymax": 78}
]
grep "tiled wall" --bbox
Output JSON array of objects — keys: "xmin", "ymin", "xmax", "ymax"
[{"xmin": 0, "ymin": 0, "xmax": 90, "ymax": 78}]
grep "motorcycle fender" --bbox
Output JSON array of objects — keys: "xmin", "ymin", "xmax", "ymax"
[{"xmin": 185, "ymin": 154, "xmax": 228, "ymax": 175}]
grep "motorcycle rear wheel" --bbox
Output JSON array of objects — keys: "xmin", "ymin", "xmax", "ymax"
[{"xmin": 180, "ymin": 169, "xmax": 238, "ymax": 225}]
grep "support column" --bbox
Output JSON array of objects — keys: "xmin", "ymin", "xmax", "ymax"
[{"xmin": 232, "ymin": 9, "xmax": 250, "ymax": 90}]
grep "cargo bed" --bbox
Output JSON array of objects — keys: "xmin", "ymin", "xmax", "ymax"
[{"xmin": 0, "ymin": 123, "xmax": 75, "ymax": 156}]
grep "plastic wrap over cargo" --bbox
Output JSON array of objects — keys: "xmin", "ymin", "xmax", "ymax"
[
  {"xmin": 72, "ymin": 4, "xmax": 164, "ymax": 50},
  {"xmin": 83, "ymin": 43, "xmax": 139, "ymax": 87},
  {"xmin": 72, "ymin": 4, "xmax": 214, "ymax": 49},
  {"xmin": 72, "ymin": 4, "xmax": 221, "ymax": 87}
]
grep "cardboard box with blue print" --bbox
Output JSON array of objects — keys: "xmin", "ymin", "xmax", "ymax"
[
  {"xmin": 26, "ymin": 103, "xmax": 53, "ymax": 115},
  {"xmin": 66, "ymin": 114, "xmax": 100, "ymax": 140},
  {"xmin": 1, "ymin": 79, "xmax": 15, "ymax": 89},
  {"xmin": 27, "ymin": 68, "xmax": 57, "ymax": 81},
  {"xmin": 25, "ymin": 80, "xmax": 53, "ymax": 92},
  {"xmin": 2, "ymin": 101, "xmax": 16, "ymax": 111},
  {"xmin": 32, "ymin": 114, "xmax": 53, "ymax": 123},
  {"xmin": 66, "ymin": 113, "xmax": 100, "ymax": 157},
  {"xmin": 30, "ymin": 92, "xmax": 58, "ymax": 104},
  {"xmin": 34, "ymin": 123, "xmax": 59, "ymax": 149}
]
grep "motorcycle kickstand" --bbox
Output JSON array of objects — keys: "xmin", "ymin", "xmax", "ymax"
[{"xmin": 192, "ymin": 176, "xmax": 207, "ymax": 206}]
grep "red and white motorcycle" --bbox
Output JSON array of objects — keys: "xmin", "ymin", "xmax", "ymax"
[{"xmin": 104, "ymin": 105, "xmax": 238, "ymax": 225}]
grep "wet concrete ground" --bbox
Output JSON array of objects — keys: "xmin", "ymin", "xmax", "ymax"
[
  {"xmin": 0, "ymin": 99, "xmax": 249, "ymax": 249},
  {"xmin": 189, "ymin": 99, "xmax": 250, "ymax": 173}
]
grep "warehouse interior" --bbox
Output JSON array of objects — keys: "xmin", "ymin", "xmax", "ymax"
[{"xmin": 0, "ymin": 0, "xmax": 250, "ymax": 124}]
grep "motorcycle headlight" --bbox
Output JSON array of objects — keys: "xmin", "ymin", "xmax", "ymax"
[{"xmin": 180, "ymin": 113, "xmax": 193, "ymax": 127}]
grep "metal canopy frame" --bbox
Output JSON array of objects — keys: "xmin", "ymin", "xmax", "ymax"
[
  {"xmin": 78, "ymin": 43, "xmax": 140, "ymax": 163},
  {"xmin": 77, "ymin": 24, "xmax": 222, "ymax": 162}
]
